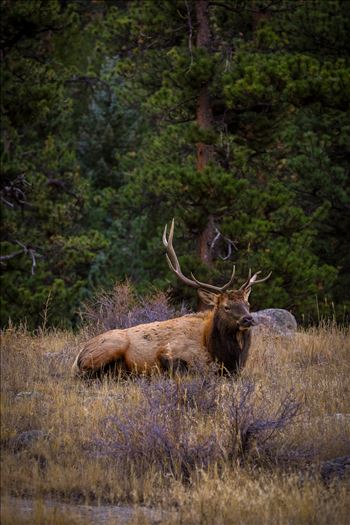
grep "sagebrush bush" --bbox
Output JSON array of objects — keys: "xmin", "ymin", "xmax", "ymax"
[
  {"xmin": 93, "ymin": 375, "xmax": 301, "ymax": 481},
  {"xmin": 80, "ymin": 281, "xmax": 189, "ymax": 333}
]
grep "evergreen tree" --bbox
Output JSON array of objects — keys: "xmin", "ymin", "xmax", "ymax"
[
  {"xmin": 1, "ymin": 0, "xmax": 348, "ymax": 326},
  {"xmin": 0, "ymin": 0, "xmax": 107, "ymax": 327},
  {"xmin": 98, "ymin": 0, "xmax": 349, "ymax": 320}
]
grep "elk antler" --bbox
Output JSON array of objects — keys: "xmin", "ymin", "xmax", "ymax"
[
  {"xmin": 163, "ymin": 219, "xmax": 236, "ymax": 293},
  {"xmin": 239, "ymin": 268, "xmax": 272, "ymax": 291}
]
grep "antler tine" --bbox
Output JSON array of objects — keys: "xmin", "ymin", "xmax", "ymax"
[
  {"xmin": 163, "ymin": 219, "xmax": 235, "ymax": 293},
  {"xmin": 240, "ymin": 269, "xmax": 272, "ymax": 290},
  {"xmin": 163, "ymin": 219, "xmax": 177, "ymax": 270},
  {"xmin": 239, "ymin": 268, "xmax": 252, "ymax": 290},
  {"xmin": 163, "ymin": 219, "xmax": 201, "ymax": 289},
  {"xmin": 190, "ymin": 265, "xmax": 236, "ymax": 293},
  {"xmin": 251, "ymin": 270, "xmax": 272, "ymax": 285},
  {"xmin": 221, "ymin": 265, "xmax": 236, "ymax": 290}
]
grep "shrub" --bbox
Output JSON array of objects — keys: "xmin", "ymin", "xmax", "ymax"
[
  {"xmin": 80, "ymin": 281, "xmax": 189, "ymax": 333},
  {"xmin": 94, "ymin": 375, "xmax": 301, "ymax": 480}
]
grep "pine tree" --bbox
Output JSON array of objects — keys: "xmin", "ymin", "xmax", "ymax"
[
  {"xmin": 0, "ymin": 0, "xmax": 108, "ymax": 327},
  {"xmin": 97, "ymin": 0, "xmax": 349, "ymax": 320}
]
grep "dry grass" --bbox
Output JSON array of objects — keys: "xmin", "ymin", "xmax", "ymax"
[{"xmin": 1, "ymin": 322, "xmax": 350, "ymax": 524}]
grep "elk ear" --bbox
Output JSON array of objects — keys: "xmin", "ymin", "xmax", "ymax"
[{"xmin": 197, "ymin": 289, "xmax": 219, "ymax": 306}]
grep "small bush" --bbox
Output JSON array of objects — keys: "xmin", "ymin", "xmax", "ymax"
[
  {"xmin": 94, "ymin": 375, "xmax": 301, "ymax": 480},
  {"xmin": 80, "ymin": 281, "xmax": 189, "ymax": 333}
]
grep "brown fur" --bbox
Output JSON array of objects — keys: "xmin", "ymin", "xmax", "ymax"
[
  {"xmin": 203, "ymin": 313, "xmax": 252, "ymax": 374},
  {"xmin": 72, "ymin": 290, "xmax": 254, "ymax": 377},
  {"xmin": 203, "ymin": 291, "xmax": 253, "ymax": 373}
]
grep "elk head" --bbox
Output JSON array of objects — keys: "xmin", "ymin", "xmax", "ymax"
[{"xmin": 163, "ymin": 219, "xmax": 271, "ymax": 331}]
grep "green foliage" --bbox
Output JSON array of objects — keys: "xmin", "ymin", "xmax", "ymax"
[
  {"xmin": 104, "ymin": 0, "xmax": 349, "ymax": 322},
  {"xmin": 0, "ymin": 0, "xmax": 109, "ymax": 327},
  {"xmin": 1, "ymin": 0, "xmax": 349, "ymax": 326}
]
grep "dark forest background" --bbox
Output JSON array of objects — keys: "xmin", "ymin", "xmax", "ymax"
[{"xmin": 1, "ymin": 0, "xmax": 349, "ymax": 328}]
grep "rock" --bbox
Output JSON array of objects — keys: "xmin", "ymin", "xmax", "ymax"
[
  {"xmin": 15, "ymin": 391, "xmax": 42, "ymax": 400},
  {"xmin": 10, "ymin": 430, "xmax": 48, "ymax": 452},
  {"xmin": 333, "ymin": 413, "xmax": 350, "ymax": 421},
  {"xmin": 308, "ymin": 413, "xmax": 350, "ymax": 425},
  {"xmin": 252, "ymin": 308, "xmax": 297, "ymax": 336},
  {"xmin": 320, "ymin": 455, "xmax": 350, "ymax": 484},
  {"xmin": 2, "ymin": 496, "xmax": 167, "ymax": 524}
]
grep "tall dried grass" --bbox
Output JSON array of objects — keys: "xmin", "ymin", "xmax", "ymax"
[{"xmin": 1, "ymin": 297, "xmax": 349, "ymax": 524}]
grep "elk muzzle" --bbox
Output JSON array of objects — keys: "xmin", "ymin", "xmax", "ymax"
[{"xmin": 238, "ymin": 314, "xmax": 255, "ymax": 330}]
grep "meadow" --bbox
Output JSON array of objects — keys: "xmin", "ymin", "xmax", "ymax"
[{"xmin": 1, "ymin": 292, "xmax": 350, "ymax": 524}]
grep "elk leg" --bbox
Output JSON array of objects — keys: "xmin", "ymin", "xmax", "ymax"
[
  {"xmin": 159, "ymin": 355, "xmax": 189, "ymax": 374},
  {"xmin": 72, "ymin": 330, "xmax": 129, "ymax": 376}
]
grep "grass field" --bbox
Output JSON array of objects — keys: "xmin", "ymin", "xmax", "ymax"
[{"xmin": 1, "ymin": 321, "xmax": 350, "ymax": 524}]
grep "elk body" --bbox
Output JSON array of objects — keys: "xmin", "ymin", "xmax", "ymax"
[{"xmin": 72, "ymin": 221, "xmax": 271, "ymax": 376}]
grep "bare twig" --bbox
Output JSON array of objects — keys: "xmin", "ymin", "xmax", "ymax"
[
  {"xmin": 0, "ymin": 173, "xmax": 30, "ymax": 208},
  {"xmin": 210, "ymin": 227, "xmax": 238, "ymax": 260},
  {"xmin": 0, "ymin": 240, "xmax": 42, "ymax": 275},
  {"xmin": 40, "ymin": 289, "xmax": 52, "ymax": 332},
  {"xmin": 1, "ymin": 196, "xmax": 14, "ymax": 208},
  {"xmin": 0, "ymin": 249, "xmax": 23, "ymax": 261}
]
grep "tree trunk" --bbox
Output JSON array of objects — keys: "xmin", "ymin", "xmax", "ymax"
[{"xmin": 195, "ymin": 0, "xmax": 215, "ymax": 268}]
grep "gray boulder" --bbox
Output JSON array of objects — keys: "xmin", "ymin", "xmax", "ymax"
[
  {"xmin": 321, "ymin": 455, "xmax": 350, "ymax": 484},
  {"xmin": 252, "ymin": 308, "xmax": 297, "ymax": 336},
  {"xmin": 15, "ymin": 391, "xmax": 42, "ymax": 400},
  {"xmin": 10, "ymin": 429, "xmax": 48, "ymax": 452}
]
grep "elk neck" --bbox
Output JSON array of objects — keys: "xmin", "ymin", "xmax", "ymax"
[{"xmin": 203, "ymin": 309, "xmax": 248, "ymax": 374}]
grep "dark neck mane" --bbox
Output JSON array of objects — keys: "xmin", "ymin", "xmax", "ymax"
[{"xmin": 205, "ymin": 312, "xmax": 248, "ymax": 373}]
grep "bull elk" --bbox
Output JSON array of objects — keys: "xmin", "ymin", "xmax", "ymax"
[{"xmin": 72, "ymin": 220, "xmax": 271, "ymax": 376}]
